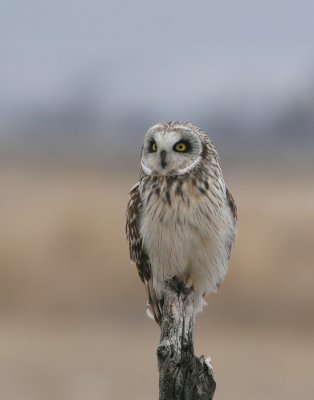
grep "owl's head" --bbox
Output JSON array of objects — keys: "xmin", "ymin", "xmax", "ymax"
[{"xmin": 141, "ymin": 121, "xmax": 209, "ymax": 176}]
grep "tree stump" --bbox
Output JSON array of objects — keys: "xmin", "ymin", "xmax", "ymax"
[{"xmin": 157, "ymin": 278, "xmax": 216, "ymax": 400}]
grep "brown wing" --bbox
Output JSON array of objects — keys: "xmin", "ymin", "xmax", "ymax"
[
  {"xmin": 125, "ymin": 182, "xmax": 162, "ymax": 325},
  {"xmin": 126, "ymin": 182, "xmax": 150, "ymax": 282},
  {"xmin": 226, "ymin": 186, "xmax": 237, "ymax": 221}
]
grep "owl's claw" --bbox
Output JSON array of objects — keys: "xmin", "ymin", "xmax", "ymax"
[{"xmin": 185, "ymin": 273, "xmax": 194, "ymax": 288}]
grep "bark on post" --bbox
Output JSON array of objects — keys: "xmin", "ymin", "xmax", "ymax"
[{"xmin": 157, "ymin": 278, "xmax": 216, "ymax": 400}]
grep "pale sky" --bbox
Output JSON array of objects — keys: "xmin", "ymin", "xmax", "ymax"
[{"xmin": 1, "ymin": 0, "xmax": 314, "ymax": 118}]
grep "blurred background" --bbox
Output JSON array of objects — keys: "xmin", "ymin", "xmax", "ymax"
[{"xmin": 0, "ymin": 1, "xmax": 314, "ymax": 399}]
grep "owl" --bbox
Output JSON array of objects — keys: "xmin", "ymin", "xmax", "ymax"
[{"xmin": 126, "ymin": 121, "xmax": 237, "ymax": 325}]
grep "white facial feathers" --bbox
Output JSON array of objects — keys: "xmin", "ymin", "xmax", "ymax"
[{"xmin": 141, "ymin": 123, "xmax": 203, "ymax": 176}]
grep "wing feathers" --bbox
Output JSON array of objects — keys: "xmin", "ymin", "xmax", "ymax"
[{"xmin": 126, "ymin": 182, "xmax": 162, "ymax": 325}]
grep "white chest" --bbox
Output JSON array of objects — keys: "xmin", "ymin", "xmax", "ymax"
[{"xmin": 139, "ymin": 177, "xmax": 233, "ymax": 293}]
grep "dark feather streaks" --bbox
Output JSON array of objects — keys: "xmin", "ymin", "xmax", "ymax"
[
  {"xmin": 226, "ymin": 187, "xmax": 237, "ymax": 221},
  {"xmin": 126, "ymin": 183, "xmax": 151, "ymax": 282}
]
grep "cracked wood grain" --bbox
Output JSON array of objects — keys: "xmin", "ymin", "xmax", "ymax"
[{"xmin": 157, "ymin": 278, "xmax": 216, "ymax": 400}]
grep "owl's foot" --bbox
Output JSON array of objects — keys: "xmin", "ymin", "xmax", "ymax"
[{"xmin": 185, "ymin": 272, "xmax": 194, "ymax": 289}]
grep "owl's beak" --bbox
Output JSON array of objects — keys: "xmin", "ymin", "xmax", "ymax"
[{"xmin": 160, "ymin": 150, "xmax": 167, "ymax": 169}]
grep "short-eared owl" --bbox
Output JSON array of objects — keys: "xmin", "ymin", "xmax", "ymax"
[{"xmin": 126, "ymin": 121, "xmax": 237, "ymax": 325}]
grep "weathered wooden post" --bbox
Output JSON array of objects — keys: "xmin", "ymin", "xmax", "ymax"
[{"xmin": 157, "ymin": 278, "xmax": 216, "ymax": 400}]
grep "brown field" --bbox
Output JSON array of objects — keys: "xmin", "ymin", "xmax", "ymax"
[{"xmin": 0, "ymin": 163, "xmax": 313, "ymax": 400}]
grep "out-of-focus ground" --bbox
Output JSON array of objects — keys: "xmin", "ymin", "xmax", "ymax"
[{"xmin": 0, "ymin": 162, "xmax": 313, "ymax": 400}]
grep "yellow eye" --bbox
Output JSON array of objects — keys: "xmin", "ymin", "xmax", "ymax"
[
  {"xmin": 151, "ymin": 142, "xmax": 157, "ymax": 152},
  {"xmin": 175, "ymin": 142, "xmax": 187, "ymax": 152}
]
